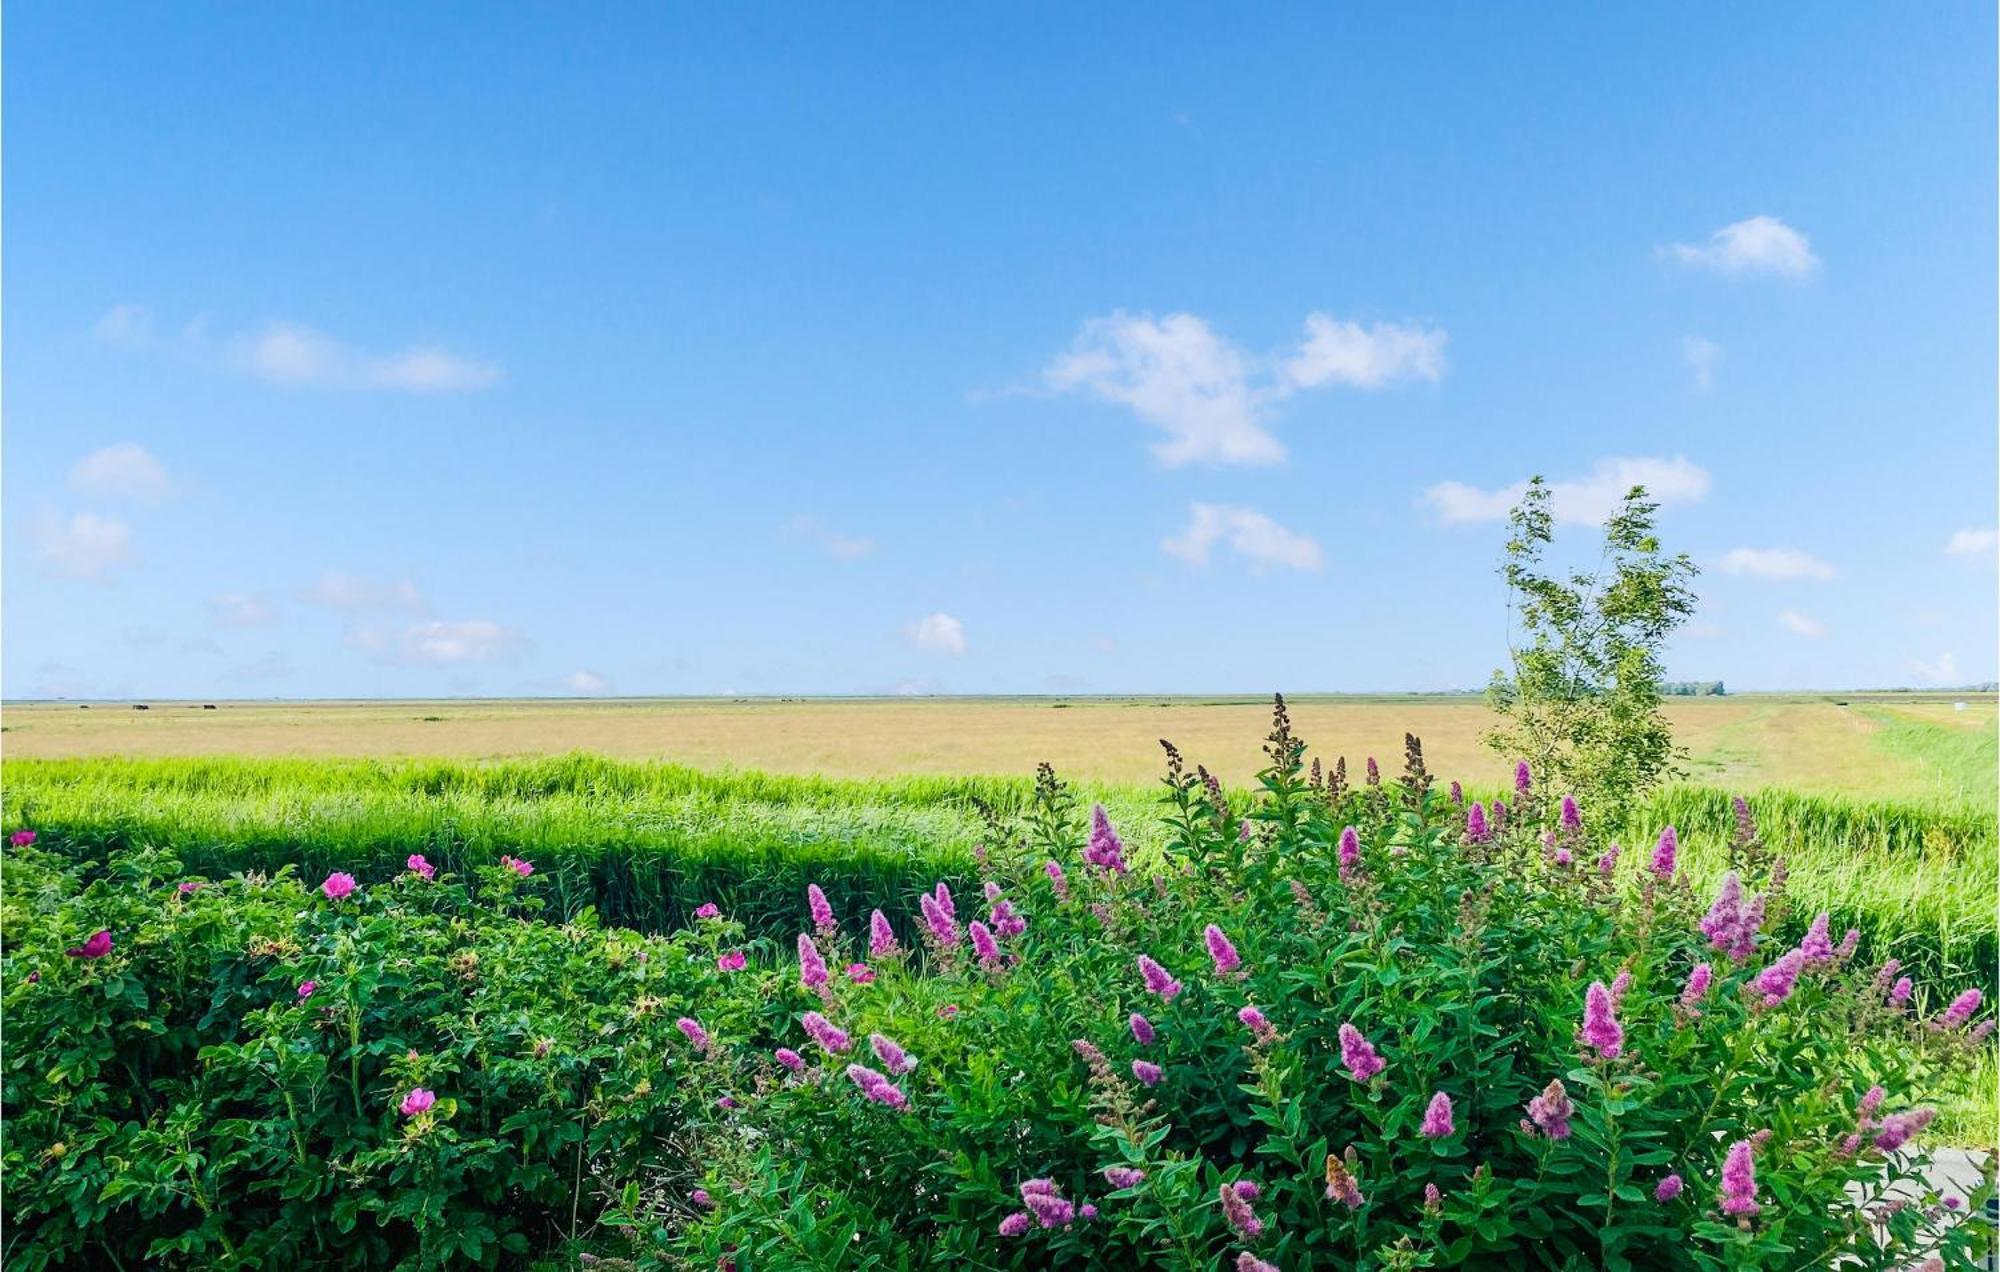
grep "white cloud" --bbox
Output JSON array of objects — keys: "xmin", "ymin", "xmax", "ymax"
[
  {"xmin": 93, "ymin": 303, "xmax": 154, "ymax": 347},
  {"xmin": 1717, "ymin": 547, "xmax": 1835, "ymax": 581},
  {"xmin": 1665, "ymin": 216, "xmax": 1820, "ymax": 279},
  {"xmin": 233, "ymin": 321, "xmax": 501, "ymax": 393},
  {"xmin": 1282, "ymin": 315, "xmax": 1447, "ymax": 390},
  {"xmin": 561, "ymin": 670, "xmax": 612, "ymax": 694},
  {"xmin": 69, "ymin": 442, "xmax": 171, "ymax": 501},
  {"xmin": 29, "ymin": 512, "xmax": 133, "ymax": 581},
  {"xmin": 1911, "ymin": 652, "xmax": 1960, "ymax": 686},
  {"xmin": 1945, "ymin": 528, "xmax": 1998, "ymax": 557},
  {"xmin": 1043, "ymin": 309, "xmax": 1444, "ymax": 467},
  {"xmin": 907, "ymin": 612, "xmax": 968, "ymax": 656},
  {"xmin": 1162, "ymin": 503, "xmax": 1323, "ymax": 570},
  {"xmin": 1778, "ymin": 609, "xmax": 1826, "ymax": 638},
  {"xmin": 1682, "ymin": 336, "xmax": 1722, "ymax": 391},
  {"xmin": 209, "ymin": 593, "xmax": 276, "ymax": 627},
  {"xmin": 348, "ymin": 618, "xmax": 524, "ymax": 665},
  {"xmin": 301, "ymin": 570, "xmax": 428, "ymax": 614},
  {"xmin": 1424, "ymin": 457, "xmax": 1711, "ymax": 526},
  {"xmin": 787, "ymin": 515, "xmax": 877, "ymax": 560}
]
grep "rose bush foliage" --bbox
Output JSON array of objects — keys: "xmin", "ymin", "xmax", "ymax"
[{"xmin": 3, "ymin": 699, "xmax": 1991, "ymax": 1268}]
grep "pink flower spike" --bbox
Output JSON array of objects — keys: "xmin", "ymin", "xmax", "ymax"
[
  {"xmin": 1337, "ymin": 825, "xmax": 1363, "ymax": 880},
  {"xmin": 297, "ymin": 980, "xmax": 317, "ymax": 999},
  {"xmin": 807, "ymin": 883, "xmax": 836, "ymax": 931},
  {"xmin": 1580, "ymin": 981, "xmax": 1623, "ymax": 1058},
  {"xmin": 1752, "ymin": 948, "xmax": 1806, "ymax": 1007},
  {"xmin": 1132, "ymin": 1059, "xmax": 1164, "ymax": 1086},
  {"xmin": 845, "ymin": 962, "xmax": 875, "ymax": 984},
  {"xmin": 1137, "ymin": 954, "xmax": 1183, "ymax": 1002},
  {"xmin": 1649, "ymin": 826, "xmax": 1677, "ymax": 880},
  {"xmin": 1799, "ymin": 912, "xmax": 1834, "ymax": 963},
  {"xmin": 1938, "ymin": 988, "xmax": 1983, "ymax": 1030},
  {"xmin": 1104, "ymin": 1165, "xmax": 1145, "ymax": 1188},
  {"xmin": 1204, "ymin": 924, "xmax": 1242, "ymax": 975},
  {"xmin": 1654, "ymin": 1173, "xmax": 1684, "ymax": 1202},
  {"xmin": 716, "ymin": 950, "xmax": 746, "ymax": 973},
  {"xmin": 399, "ymin": 1087, "xmax": 437, "ymax": 1118},
  {"xmin": 1237, "ymin": 1005, "xmax": 1275, "ymax": 1043},
  {"xmin": 694, "ymin": 902, "xmax": 721, "ymax": 920},
  {"xmin": 1044, "ymin": 859, "xmax": 1069, "ymax": 899},
  {"xmin": 1679, "ymin": 963, "xmax": 1713, "ymax": 1013},
  {"xmin": 1219, "ymin": 1180, "xmax": 1263, "ymax": 1239},
  {"xmin": 969, "ymin": 920, "xmax": 1003, "ymax": 967},
  {"xmin": 1718, "ymin": 1140, "xmax": 1759, "ymax": 1215},
  {"xmin": 774, "ymin": 1047, "xmax": 805, "ymax": 1072},
  {"xmin": 1129, "ymin": 1012, "xmax": 1156, "ymax": 1045},
  {"xmin": 675, "ymin": 1016, "xmax": 712, "ymax": 1052},
  {"xmin": 1420, "ymin": 1092, "xmax": 1455, "ymax": 1138},
  {"xmin": 1337, "ymin": 1022, "xmax": 1385, "ymax": 1081},
  {"xmin": 868, "ymin": 908, "xmax": 900, "ymax": 957},
  {"xmin": 797, "ymin": 934, "xmax": 830, "ymax": 991},
  {"xmin": 998, "ymin": 1212, "xmax": 1031, "ymax": 1237},
  {"xmin": 320, "ymin": 872, "xmax": 357, "ymax": 901},
  {"xmin": 1526, "ymin": 1079, "xmax": 1573, "ymax": 1140}
]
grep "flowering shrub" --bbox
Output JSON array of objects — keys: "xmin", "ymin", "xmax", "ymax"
[{"xmin": 3, "ymin": 698, "xmax": 1993, "ymax": 1268}]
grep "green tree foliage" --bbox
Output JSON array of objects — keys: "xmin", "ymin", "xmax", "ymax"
[{"xmin": 1486, "ymin": 477, "xmax": 1699, "ymax": 815}]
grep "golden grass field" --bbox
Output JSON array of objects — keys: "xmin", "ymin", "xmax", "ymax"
[{"xmin": 5, "ymin": 692, "xmax": 1993, "ymax": 803}]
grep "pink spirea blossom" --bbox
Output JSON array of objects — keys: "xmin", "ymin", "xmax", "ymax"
[
  {"xmin": 1104, "ymin": 1166, "xmax": 1145, "ymax": 1188},
  {"xmin": 774, "ymin": 1048, "xmax": 805, "ymax": 1072},
  {"xmin": 1205, "ymin": 924, "xmax": 1242, "ymax": 975},
  {"xmin": 1424, "ymin": 1182, "xmax": 1442, "ymax": 1211},
  {"xmin": 405, "ymin": 854, "xmax": 435, "ymax": 880},
  {"xmin": 1338, "ymin": 826, "xmax": 1363, "ymax": 881},
  {"xmin": 989, "ymin": 898, "xmax": 1027, "ymax": 939},
  {"xmin": 1366, "ymin": 756, "xmax": 1380, "ymax": 784},
  {"xmin": 691, "ymin": 1188, "xmax": 715, "ymax": 1209},
  {"xmin": 845, "ymin": 1063, "xmax": 908, "ymax": 1111},
  {"xmin": 1700, "ymin": 873, "xmax": 1743, "ymax": 952},
  {"xmin": 845, "ymin": 962, "xmax": 874, "ymax": 984},
  {"xmin": 1490, "ymin": 798, "xmax": 1508, "ymax": 832},
  {"xmin": 1835, "ymin": 928, "xmax": 1860, "ymax": 960},
  {"xmin": 1560, "ymin": 795, "xmax": 1582, "ymax": 834},
  {"xmin": 807, "ymin": 884, "xmax": 835, "ymax": 932},
  {"xmin": 399, "ymin": 1088, "xmax": 436, "ymax": 1117},
  {"xmin": 1020, "ymin": 1179, "xmax": 1075, "ymax": 1228},
  {"xmin": 178, "ymin": 881, "xmax": 203, "ymax": 895},
  {"xmin": 321, "ymin": 872, "xmax": 357, "ymax": 901},
  {"xmin": 1137, "ymin": 954, "xmax": 1183, "ymax": 1001},
  {"xmin": 1219, "ymin": 1180, "xmax": 1263, "ymax": 1239},
  {"xmin": 1580, "ymin": 981, "xmax": 1623, "ymax": 1058},
  {"xmin": 1719, "ymin": 1140, "xmax": 1759, "ymax": 1216},
  {"xmin": 797, "ymin": 934, "xmax": 830, "ymax": 991},
  {"xmin": 1086, "ymin": 804, "xmax": 1130, "ymax": 874},
  {"xmin": 1132, "ymin": 1060, "xmax": 1164, "ymax": 1086},
  {"xmin": 1873, "ymin": 1107, "xmax": 1936, "ymax": 1152},
  {"xmin": 1679, "ymin": 963, "xmax": 1713, "ymax": 1013},
  {"xmin": 1752, "ymin": 948, "xmax": 1806, "ymax": 1007},
  {"xmin": 1937, "ymin": 988, "xmax": 1983, "ymax": 1029},
  {"xmin": 869, "ymin": 1033, "xmax": 917, "ymax": 1075},
  {"xmin": 1553, "ymin": 848, "xmax": 1573, "ymax": 867},
  {"xmin": 1857, "ymin": 1085, "xmax": 1886, "ymax": 1128},
  {"xmin": 1464, "ymin": 803, "xmax": 1490, "ymax": 844},
  {"xmin": 969, "ymin": 920, "xmax": 1003, "ymax": 967},
  {"xmin": 1526, "ymin": 1079, "xmax": 1573, "ymax": 1140},
  {"xmin": 919, "ymin": 893, "xmax": 961, "ymax": 947},
  {"xmin": 868, "ymin": 909, "xmax": 899, "ymax": 956},
  {"xmin": 801, "ymin": 1011, "xmax": 850, "ymax": 1054},
  {"xmin": 1237, "ymin": 1256, "xmax": 1278, "ymax": 1272},
  {"xmin": 297, "ymin": 980, "xmax": 317, "ymax": 999},
  {"xmin": 1890, "ymin": 977, "xmax": 1914, "ymax": 1007},
  {"xmin": 716, "ymin": 950, "xmax": 746, "ymax": 973},
  {"xmin": 694, "ymin": 902, "xmax": 721, "ymax": 920},
  {"xmin": 998, "ymin": 1212, "xmax": 1031, "ymax": 1237},
  {"xmin": 1238, "ymin": 1005, "xmax": 1275, "ymax": 1043},
  {"xmin": 932, "ymin": 882, "xmax": 955, "ymax": 919},
  {"xmin": 1799, "ymin": 912, "xmax": 1835, "ymax": 963},
  {"xmin": 1728, "ymin": 893, "xmax": 1766, "ymax": 961},
  {"xmin": 1044, "ymin": 859, "xmax": 1069, "ymax": 899},
  {"xmin": 1338, "ymin": 1022, "xmax": 1385, "ymax": 1081},
  {"xmin": 1596, "ymin": 844, "xmax": 1620, "ymax": 876},
  {"xmin": 66, "ymin": 929, "xmax": 112, "ymax": 959},
  {"xmin": 1650, "ymin": 827, "xmax": 1677, "ymax": 880},
  {"xmin": 1515, "ymin": 760, "xmax": 1532, "ymax": 795},
  {"xmin": 1655, "ymin": 1174, "xmax": 1684, "ymax": 1202},
  {"xmin": 1448, "ymin": 780, "xmax": 1463, "ymax": 805},
  {"xmin": 1130, "ymin": 1012, "xmax": 1156, "ymax": 1045},
  {"xmin": 1420, "ymin": 1092, "xmax": 1455, "ymax": 1138},
  {"xmin": 10, "ymin": 830, "xmax": 36, "ymax": 847},
  {"xmin": 676, "ymin": 1017, "xmax": 711, "ymax": 1052},
  {"xmin": 1609, "ymin": 971, "xmax": 1632, "ymax": 1004}
]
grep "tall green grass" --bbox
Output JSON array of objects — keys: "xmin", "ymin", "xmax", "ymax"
[{"xmin": 3, "ymin": 754, "xmax": 1989, "ymax": 989}]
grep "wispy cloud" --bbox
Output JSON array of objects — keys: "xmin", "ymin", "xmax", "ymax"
[
  {"xmin": 787, "ymin": 515, "xmax": 877, "ymax": 560},
  {"xmin": 561, "ymin": 670, "xmax": 612, "ymax": 694},
  {"xmin": 232, "ymin": 322, "xmax": 501, "ymax": 393},
  {"xmin": 92, "ymin": 303, "xmax": 155, "ymax": 348},
  {"xmin": 1162, "ymin": 503, "xmax": 1322, "ymax": 570},
  {"xmin": 907, "ymin": 612, "xmax": 967, "ymax": 656},
  {"xmin": 301, "ymin": 570, "xmax": 428, "ymax": 614},
  {"xmin": 1042, "ymin": 309, "xmax": 1444, "ymax": 467},
  {"xmin": 1664, "ymin": 216, "xmax": 1820, "ymax": 279},
  {"xmin": 1910, "ymin": 652, "xmax": 1960, "ymax": 686},
  {"xmin": 348, "ymin": 618, "xmax": 526, "ymax": 665},
  {"xmin": 1945, "ymin": 528, "xmax": 1998, "ymax": 558},
  {"xmin": 1778, "ymin": 609, "xmax": 1826, "ymax": 638},
  {"xmin": 209, "ymin": 593, "xmax": 276, "ymax": 627},
  {"xmin": 70, "ymin": 442, "xmax": 171, "ymax": 501},
  {"xmin": 1718, "ymin": 547, "xmax": 1835, "ymax": 581},
  {"xmin": 29, "ymin": 512, "xmax": 134, "ymax": 581},
  {"xmin": 1682, "ymin": 336, "xmax": 1722, "ymax": 391},
  {"xmin": 1424, "ymin": 457, "xmax": 1711, "ymax": 526}
]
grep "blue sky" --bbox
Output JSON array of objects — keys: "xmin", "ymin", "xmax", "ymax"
[{"xmin": 6, "ymin": 4, "xmax": 1995, "ymax": 698}]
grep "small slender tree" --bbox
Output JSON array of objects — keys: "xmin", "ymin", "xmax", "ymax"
[{"xmin": 1485, "ymin": 476, "xmax": 1699, "ymax": 815}]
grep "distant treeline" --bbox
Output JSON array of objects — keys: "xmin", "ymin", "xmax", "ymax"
[{"xmin": 1663, "ymin": 681, "xmax": 1725, "ymax": 696}]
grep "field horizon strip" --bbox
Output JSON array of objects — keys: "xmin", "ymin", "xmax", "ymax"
[{"xmin": 3, "ymin": 751, "xmax": 1991, "ymax": 993}]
